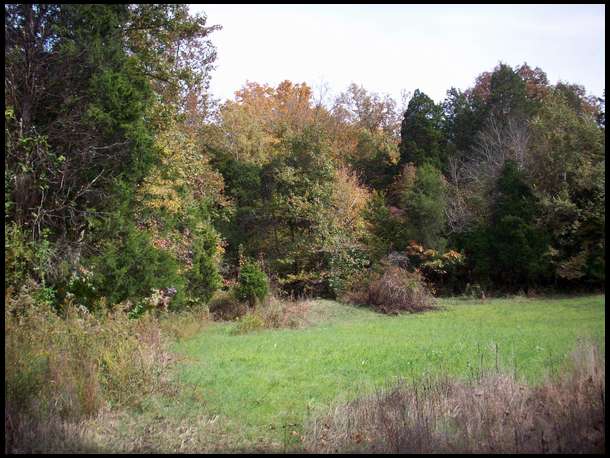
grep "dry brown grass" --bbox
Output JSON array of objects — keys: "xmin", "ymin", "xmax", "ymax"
[
  {"xmin": 304, "ymin": 343, "xmax": 605, "ymax": 454},
  {"xmin": 231, "ymin": 295, "xmax": 313, "ymax": 334},
  {"xmin": 4, "ymin": 299, "xmax": 178, "ymax": 454},
  {"xmin": 158, "ymin": 306, "xmax": 212, "ymax": 341},
  {"xmin": 258, "ymin": 294, "xmax": 311, "ymax": 329},
  {"xmin": 4, "ymin": 411, "xmax": 103, "ymax": 453}
]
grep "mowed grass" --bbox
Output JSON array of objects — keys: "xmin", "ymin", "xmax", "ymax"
[{"xmin": 171, "ymin": 295, "xmax": 604, "ymax": 449}]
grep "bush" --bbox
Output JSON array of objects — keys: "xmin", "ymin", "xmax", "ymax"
[
  {"xmin": 464, "ymin": 283, "xmax": 486, "ymax": 300},
  {"xmin": 186, "ymin": 223, "xmax": 222, "ymax": 304},
  {"xmin": 234, "ymin": 261, "xmax": 268, "ymax": 308},
  {"xmin": 367, "ymin": 265, "xmax": 436, "ymax": 314},
  {"xmin": 404, "ymin": 241, "xmax": 467, "ymax": 295},
  {"xmin": 89, "ymin": 223, "xmax": 185, "ymax": 310},
  {"xmin": 5, "ymin": 223, "xmax": 55, "ymax": 292},
  {"xmin": 258, "ymin": 294, "xmax": 310, "ymax": 329},
  {"xmin": 339, "ymin": 268, "xmax": 374, "ymax": 305},
  {"xmin": 230, "ymin": 294, "xmax": 310, "ymax": 335},
  {"xmin": 208, "ymin": 290, "xmax": 247, "ymax": 321},
  {"xmin": 220, "ymin": 292, "xmax": 310, "ymax": 333},
  {"xmin": 230, "ymin": 312, "xmax": 265, "ymax": 335}
]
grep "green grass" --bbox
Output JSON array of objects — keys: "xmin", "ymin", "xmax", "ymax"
[{"xmin": 161, "ymin": 294, "xmax": 604, "ymax": 450}]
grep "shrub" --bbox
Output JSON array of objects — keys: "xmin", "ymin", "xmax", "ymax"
[
  {"xmin": 276, "ymin": 270, "xmax": 330, "ymax": 298},
  {"xmin": 186, "ymin": 223, "xmax": 222, "ymax": 304},
  {"xmin": 464, "ymin": 283, "xmax": 486, "ymax": 300},
  {"xmin": 341, "ymin": 257, "xmax": 437, "ymax": 313},
  {"xmin": 230, "ymin": 312, "xmax": 265, "ymax": 335},
  {"xmin": 89, "ymin": 223, "xmax": 185, "ymax": 310},
  {"xmin": 367, "ymin": 265, "xmax": 436, "ymax": 314},
  {"xmin": 234, "ymin": 261, "xmax": 269, "ymax": 308},
  {"xmin": 208, "ymin": 290, "xmax": 247, "ymax": 321},
  {"xmin": 258, "ymin": 293, "xmax": 310, "ymax": 329},
  {"xmin": 229, "ymin": 295, "xmax": 311, "ymax": 335},
  {"xmin": 404, "ymin": 241, "xmax": 467, "ymax": 295},
  {"xmin": 339, "ymin": 268, "xmax": 374, "ymax": 306},
  {"xmin": 5, "ymin": 223, "xmax": 55, "ymax": 292}
]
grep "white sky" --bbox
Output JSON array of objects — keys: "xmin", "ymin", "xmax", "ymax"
[{"xmin": 190, "ymin": 4, "xmax": 605, "ymax": 105}]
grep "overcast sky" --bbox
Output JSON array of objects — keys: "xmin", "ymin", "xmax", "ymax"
[{"xmin": 190, "ymin": 4, "xmax": 605, "ymax": 105}]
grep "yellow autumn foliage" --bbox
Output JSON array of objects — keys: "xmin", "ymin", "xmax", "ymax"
[
  {"xmin": 137, "ymin": 120, "xmax": 228, "ymax": 215},
  {"xmin": 330, "ymin": 167, "xmax": 371, "ymax": 234}
]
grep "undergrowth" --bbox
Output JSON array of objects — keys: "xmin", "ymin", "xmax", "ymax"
[
  {"xmin": 4, "ymin": 295, "xmax": 178, "ymax": 453},
  {"xmin": 304, "ymin": 342, "xmax": 605, "ymax": 453}
]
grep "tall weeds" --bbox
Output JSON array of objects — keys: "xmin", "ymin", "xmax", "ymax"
[
  {"xmin": 304, "ymin": 342, "xmax": 605, "ymax": 453},
  {"xmin": 4, "ymin": 299, "xmax": 175, "ymax": 453}
]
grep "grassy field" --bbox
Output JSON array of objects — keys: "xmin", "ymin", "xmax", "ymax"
[{"xmin": 139, "ymin": 294, "xmax": 605, "ymax": 451}]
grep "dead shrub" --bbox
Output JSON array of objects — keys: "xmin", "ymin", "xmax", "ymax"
[
  {"xmin": 259, "ymin": 294, "xmax": 311, "ymax": 329},
  {"xmin": 231, "ymin": 294, "xmax": 312, "ymax": 334},
  {"xmin": 208, "ymin": 290, "xmax": 247, "ymax": 321},
  {"xmin": 367, "ymin": 265, "xmax": 436, "ymax": 314},
  {"xmin": 304, "ymin": 342, "xmax": 605, "ymax": 454}
]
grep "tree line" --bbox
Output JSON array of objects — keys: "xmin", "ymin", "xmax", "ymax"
[{"xmin": 5, "ymin": 4, "xmax": 605, "ymax": 315}]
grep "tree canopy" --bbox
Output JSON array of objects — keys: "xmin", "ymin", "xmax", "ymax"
[{"xmin": 5, "ymin": 6, "xmax": 605, "ymax": 314}]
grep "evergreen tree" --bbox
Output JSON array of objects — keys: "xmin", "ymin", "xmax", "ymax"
[
  {"xmin": 489, "ymin": 160, "xmax": 549, "ymax": 289},
  {"xmin": 400, "ymin": 163, "xmax": 448, "ymax": 250},
  {"xmin": 399, "ymin": 89, "xmax": 446, "ymax": 170}
]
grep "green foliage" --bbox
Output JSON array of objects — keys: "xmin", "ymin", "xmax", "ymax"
[
  {"xmin": 327, "ymin": 245, "xmax": 370, "ymax": 297},
  {"xmin": 350, "ymin": 128, "xmax": 399, "ymax": 189},
  {"xmin": 492, "ymin": 215, "xmax": 549, "ymax": 287},
  {"xmin": 5, "ymin": 223, "xmax": 55, "ymax": 291},
  {"xmin": 5, "ymin": 3, "xmax": 222, "ymax": 315},
  {"xmin": 457, "ymin": 225, "xmax": 494, "ymax": 289},
  {"xmin": 455, "ymin": 161, "xmax": 551, "ymax": 292},
  {"xmin": 255, "ymin": 126, "xmax": 338, "ymax": 293},
  {"xmin": 403, "ymin": 241, "xmax": 466, "ymax": 295},
  {"xmin": 210, "ymin": 151, "xmax": 263, "ymax": 263},
  {"xmin": 363, "ymin": 191, "xmax": 410, "ymax": 259},
  {"xmin": 4, "ymin": 2, "xmax": 605, "ymax": 307},
  {"xmin": 488, "ymin": 63, "xmax": 534, "ymax": 120},
  {"xmin": 528, "ymin": 91, "xmax": 605, "ymax": 286},
  {"xmin": 90, "ymin": 221, "xmax": 185, "ymax": 309},
  {"xmin": 230, "ymin": 312, "xmax": 266, "ymax": 335},
  {"xmin": 490, "ymin": 161, "xmax": 550, "ymax": 288},
  {"xmin": 6, "ymin": 4, "xmax": 159, "ymax": 239},
  {"xmin": 400, "ymin": 89, "xmax": 446, "ymax": 170},
  {"xmin": 442, "ymin": 87, "xmax": 486, "ymax": 162},
  {"xmin": 400, "ymin": 163, "xmax": 448, "ymax": 250},
  {"xmin": 235, "ymin": 261, "xmax": 269, "ymax": 308},
  {"xmin": 186, "ymin": 223, "xmax": 222, "ymax": 304},
  {"xmin": 554, "ymin": 82, "xmax": 598, "ymax": 117}
]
